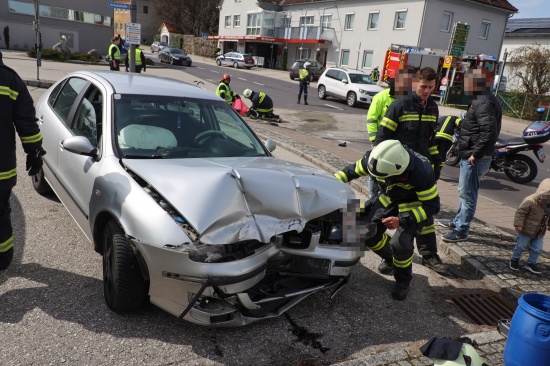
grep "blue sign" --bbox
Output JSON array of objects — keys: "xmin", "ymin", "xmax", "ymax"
[
  {"xmin": 202, "ymin": 33, "xmax": 209, "ymax": 40},
  {"xmin": 109, "ymin": 2, "xmax": 130, "ymax": 10}
]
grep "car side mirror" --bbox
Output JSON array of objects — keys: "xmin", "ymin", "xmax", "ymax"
[
  {"xmin": 342, "ymin": 79, "xmax": 348, "ymax": 84},
  {"xmin": 62, "ymin": 136, "xmax": 98, "ymax": 160},
  {"xmin": 264, "ymin": 138, "xmax": 276, "ymax": 152}
]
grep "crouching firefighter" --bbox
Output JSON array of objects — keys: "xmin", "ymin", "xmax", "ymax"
[
  {"xmin": 243, "ymin": 89, "xmax": 279, "ymax": 119},
  {"xmin": 334, "ymin": 140, "xmax": 440, "ymax": 300}
]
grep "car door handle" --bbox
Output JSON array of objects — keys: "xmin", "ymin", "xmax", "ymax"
[{"xmin": 37, "ymin": 115, "xmax": 44, "ymax": 124}]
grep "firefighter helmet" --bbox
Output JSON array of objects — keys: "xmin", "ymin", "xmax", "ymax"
[
  {"xmin": 243, "ymin": 89, "xmax": 254, "ymax": 98},
  {"xmin": 222, "ymin": 74, "xmax": 231, "ymax": 82},
  {"xmin": 367, "ymin": 140, "xmax": 410, "ymax": 178}
]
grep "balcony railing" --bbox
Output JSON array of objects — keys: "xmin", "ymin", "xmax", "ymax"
[{"xmin": 272, "ymin": 26, "xmax": 321, "ymax": 40}]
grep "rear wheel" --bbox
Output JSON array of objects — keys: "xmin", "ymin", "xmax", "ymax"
[
  {"xmin": 103, "ymin": 220, "xmax": 149, "ymax": 313},
  {"xmin": 216, "ymin": 59, "xmax": 222, "ymax": 66},
  {"xmin": 504, "ymin": 154, "xmax": 538, "ymax": 184},
  {"xmin": 32, "ymin": 168, "xmax": 52, "ymax": 195},
  {"xmin": 347, "ymin": 92, "xmax": 357, "ymax": 107},
  {"xmin": 318, "ymin": 85, "xmax": 327, "ymax": 100},
  {"xmin": 233, "ymin": 62, "xmax": 239, "ymax": 68},
  {"xmin": 445, "ymin": 144, "xmax": 460, "ymax": 166}
]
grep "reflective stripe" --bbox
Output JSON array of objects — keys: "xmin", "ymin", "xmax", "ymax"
[
  {"xmin": 422, "ymin": 115, "xmax": 437, "ymax": 122},
  {"xmin": 0, "ymin": 85, "xmax": 19, "ymax": 100},
  {"xmin": 380, "ymin": 117, "xmax": 398, "ymax": 131},
  {"xmin": 412, "ymin": 206, "xmax": 427, "ymax": 222},
  {"xmin": 387, "ymin": 182, "xmax": 415, "ymax": 191},
  {"xmin": 417, "ymin": 184, "xmax": 438, "ymax": 201},
  {"xmin": 334, "ymin": 171, "xmax": 348, "ymax": 183},
  {"xmin": 354, "ymin": 159, "xmax": 368, "ymax": 176},
  {"xmin": 258, "ymin": 92, "xmax": 266, "ymax": 104},
  {"xmin": 0, "ymin": 168, "xmax": 17, "ymax": 181},
  {"xmin": 428, "ymin": 145, "xmax": 439, "ymax": 154},
  {"xmin": 398, "ymin": 201, "xmax": 422, "ymax": 211},
  {"xmin": 393, "ymin": 255, "xmax": 413, "ymax": 268},
  {"xmin": 20, "ymin": 132, "xmax": 42, "ymax": 144},
  {"xmin": 399, "ymin": 114, "xmax": 420, "ymax": 122},
  {"xmin": 436, "ymin": 131, "xmax": 453, "ymax": 141},
  {"xmin": 420, "ymin": 224, "xmax": 435, "ymax": 235},
  {"xmin": 371, "ymin": 233, "xmax": 389, "ymax": 251},
  {"xmin": 0, "ymin": 236, "xmax": 14, "ymax": 252},
  {"xmin": 378, "ymin": 194, "xmax": 392, "ymax": 207}
]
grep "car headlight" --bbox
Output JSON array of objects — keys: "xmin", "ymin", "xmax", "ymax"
[{"xmin": 358, "ymin": 89, "xmax": 368, "ymax": 95}]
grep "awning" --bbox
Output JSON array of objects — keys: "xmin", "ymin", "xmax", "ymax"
[{"xmin": 208, "ymin": 35, "xmax": 328, "ymax": 44}]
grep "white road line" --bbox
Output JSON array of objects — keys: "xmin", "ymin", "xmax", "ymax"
[
  {"xmin": 253, "ymin": 81, "xmax": 264, "ymax": 86},
  {"xmin": 238, "ymin": 77, "xmax": 247, "ymax": 81},
  {"xmin": 325, "ymin": 104, "xmax": 344, "ymax": 110},
  {"xmin": 206, "ymin": 79, "xmax": 216, "ymax": 83},
  {"xmin": 198, "ymin": 67, "xmax": 205, "ymax": 70},
  {"xmin": 210, "ymin": 70, "xmax": 219, "ymax": 73}
]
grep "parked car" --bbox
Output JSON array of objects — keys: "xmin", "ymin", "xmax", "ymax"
[
  {"xmin": 289, "ymin": 60, "xmax": 325, "ymax": 81},
  {"xmin": 32, "ymin": 71, "xmax": 360, "ymax": 327},
  {"xmin": 215, "ymin": 52, "xmax": 255, "ymax": 69},
  {"xmin": 317, "ymin": 67, "xmax": 384, "ymax": 107},
  {"xmin": 150, "ymin": 41, "xmax": 169, "ymax": 53},
  {"xmin": 159, "ymin": 47, "xmax": 192, "ymax": 66}
]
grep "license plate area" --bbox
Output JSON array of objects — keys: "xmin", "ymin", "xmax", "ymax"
[{"xmin": 536, "ymin": 147, "xmax": 545, "ymax": 162}]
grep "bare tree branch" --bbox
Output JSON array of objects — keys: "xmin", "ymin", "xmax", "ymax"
[
  {"xmin": 152, "ymin": 0, "xmax": 219, "ymax": 36},
  {"xmin": 508, "ymin": 44, "xmax": 550, "ymax": 95}
]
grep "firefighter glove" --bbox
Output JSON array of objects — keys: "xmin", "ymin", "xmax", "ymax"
[{"xmin": 26, "ymin": 147, "xmax": 46, "ymax": 176}]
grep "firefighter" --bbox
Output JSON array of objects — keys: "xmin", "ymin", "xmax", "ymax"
[
  {"xmin": 435, "ymin": 115, "xmax": 462, "ymax": 168},
  {"xmin": 0, "ymin": 51, "xmax": 45, "ymax": 270},
  {"xmin": 216, "ymin": 73, "xmax": 239, "ymax": 105},
  {"xmin": 125, "ymin": 45, "xmax": 147, "ymax": 73},
  {"xmin": 297, "ymin": 62, "xmax": 311, "ymax": 105},
  {"xmin": 335, "ymin": 140, "xmax": 440, "ymax": 300},
  {"xmin": 108, "ymin": 36, "xmax": 122, "ymax": 71},
  {"xmin": 242, "ymin": 89, "xmax": 279, "ymax": 119},
  {"xmin": 370, "ymin": 66, "xmax": 380, "ymax": 83}
]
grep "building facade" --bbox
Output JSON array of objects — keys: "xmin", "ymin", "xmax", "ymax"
[{"xmin": 213, "ymin": 0, "xmax": 517, "ymax": 72}]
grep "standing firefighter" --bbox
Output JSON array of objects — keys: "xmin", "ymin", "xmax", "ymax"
[
  {"xmin": 370, "ymin": 66, "xmax": 380, "ymax": 83},
  {"xmin": 0, "ymin": 51, "xmax": 45, "ymax": 270},
  {"xmin": 297, "ymin": 62, "xmax": 311, "ymax": 105},
  {"xmin": 216, "ymin": 74, "xmax": 239, "ymax": 105},
  {"xmin": 243, "ymin": 89, "xmax": 279, "ymax": 119}
]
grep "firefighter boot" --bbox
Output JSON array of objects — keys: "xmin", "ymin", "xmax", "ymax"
[
  {"xmin": 392, "ymin": 265, "xmax": 413, "ymax": 300},
  {"xmin": 0, "ymin": 247, "xmax": 14, "ymax": 270},
  {"xmin": 392, "ymin": 282, "xmax": 410, "ymax": 301},
  {"xmin": 304, "ymin": 95, "xmax": 309, "ymax": 105}
]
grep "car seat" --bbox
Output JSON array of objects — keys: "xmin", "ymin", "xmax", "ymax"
[{"xmin": 118, "ymin": 124, "xmax": 177, "ymax": 149}]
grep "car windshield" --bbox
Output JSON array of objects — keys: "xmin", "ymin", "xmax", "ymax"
[
  {"xmin": 170, "ymin": 48, "xmax": 184, "ymax": 55},
  {"xmin": 159, "ymin": 42, "xmax": 169, "ymax": 46},
  {"xmin": 241, "ymin": 54, "xmax": 251, "ymax": 59},
  {"xmin": 349, "ymin": 74, "xmax": 375, "ymax": 84},
  {"xmin": 114, "ymin": 95, "xmax": 267, "ymax": 159}
]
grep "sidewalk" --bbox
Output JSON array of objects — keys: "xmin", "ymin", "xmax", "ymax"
[{"xmin": 5, "ymin": 49, "xmax": 549, "ymax": 365}]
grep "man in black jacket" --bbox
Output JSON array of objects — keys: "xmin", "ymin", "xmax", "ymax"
[
  {"xmin": 440, "ymin": 68, "xmax": 502, "ymax": 242},
  {"xmin": 0, "ymin": 51, "xmax": 45, "ymax": 270}
]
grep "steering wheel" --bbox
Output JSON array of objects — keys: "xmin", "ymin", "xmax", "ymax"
[{"xmin": 193, "ymin": 130, "xmax": 227, "ymax": 146}]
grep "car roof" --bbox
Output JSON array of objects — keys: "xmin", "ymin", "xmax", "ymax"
[
  {"xmin": 326, "ymin": 67, "xmax": 367, "ymax": 74},
  {"xmin": 72, "ymin": 71, "xmax": 219, "ymax": 99}
]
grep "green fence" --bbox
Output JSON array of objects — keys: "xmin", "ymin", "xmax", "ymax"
[{"xmin": 496, "ymin": 91, "xmax": 550, "ymax": 121}]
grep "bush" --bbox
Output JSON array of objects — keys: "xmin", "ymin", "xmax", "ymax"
[{"xmin": 27, "ymin": 48, "xmax": 99, "ymax": 63}]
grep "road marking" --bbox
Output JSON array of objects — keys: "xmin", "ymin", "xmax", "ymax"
[
  {"xmin": 253, "ymin": 81, "xmax": 264, "ymax": 86},
  {"xmin": 325, "ymin": 104, "xmax": 344, "ymax": 110},
  {"xmin": 206, "ymin": 79, "xmax": 216, "ymax": 83},
  {"xmin": 210, "ymin": 70, "xmax": 219, "ymax": 73},
  {"xmin": 198, "ymin": 67, "xmax": 205, "ymax": 70},
  {"xmin": 238, "ymin": 77, "xmax": 247, "ymax": 81}
]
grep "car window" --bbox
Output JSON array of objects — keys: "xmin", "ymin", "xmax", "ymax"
[
  {"xmin": 72, "ymin": 85, "xmax": 103, "ymax": 146},
  {"xmin": 48, "ymin": 80, "xmax": 66, "ymax": 107},
  {"xmin": 114, "ymin": 95, "xmax": 266, "ymax": 159},
  {"xmin": 326, "ymin": 69, "xmax": 338, "ymax": 79},
  {"xmin": 349, "ymin": 73, "xmax": 375, "ymax": 84},
  {"xmin": 337, "ymin": 71, "xmax": 347, "ymax": 82},
  {"xmin": 52, "ymin": 77, "xmax": 88, "ymax": 124}
]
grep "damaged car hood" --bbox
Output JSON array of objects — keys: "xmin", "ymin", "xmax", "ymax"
[{"xmin": 122, "ymin": 157, "xmax": 353, "ymax": 244}]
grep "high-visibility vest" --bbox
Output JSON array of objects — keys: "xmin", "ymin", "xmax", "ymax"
[
  {"xmin": 109, "ymin": 43, "xmax": 121, "ymax": 61},
  {"xmin": 128, "ymin": 48, "xmax": 143, "ymax": 65}
]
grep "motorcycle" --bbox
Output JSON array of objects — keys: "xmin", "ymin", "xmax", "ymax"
[{"xmin": 445, "ymin": 107, "xmax": 550, "ymax": 185}]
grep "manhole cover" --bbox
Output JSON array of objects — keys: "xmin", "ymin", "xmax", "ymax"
[{"xmin": 445, "ymin": 290, "xmax": 517, "ymax": 326}]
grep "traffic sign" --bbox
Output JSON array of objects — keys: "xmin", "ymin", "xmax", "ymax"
[
  {"xmin": 443, "ymin": 56, "xmax": 453, "ymax": 68},
  {"xmin": 202, "ymin": 33, "xmax": 209, "ymax": 40},
  {"xmin": 109, "ymin": 2, "xmax": 130, "ymax": 10},
  {"xmin": 125, "ymin": 23, "xmax": 141, "ymax": 45},
  {"xmin": 441, "ymin": 77, "xmax": 449, "ymax": 86}
]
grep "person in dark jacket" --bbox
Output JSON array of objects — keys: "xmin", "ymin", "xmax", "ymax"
[
  {"xmin": 440, "ymin": 68, "xmax": 502, "ymax": 242},
  {"xmin": 336, "ymin": 139, "xmax": 440, "ymax": 300},
  {"xmin": 242, "ymin": 89, "xmax": 278, "ymax": 119},
  {"xmin": 0, "ymin": 51, "xmax": 45, "ymax": 270}
]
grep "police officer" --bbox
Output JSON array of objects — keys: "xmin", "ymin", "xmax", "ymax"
[
  {"xmin": 336, "ymin": 140, "xmax": 440, "ymax": 300},
  {"xmin": 108, "ymin": 36, "xmax": 122, "ymax": 71},
  {"xmin": 0, "ymin": 51, "xmax": 45, "ymax": 270},
  {"xmin": 125, "ymin": 45, "xmax": 147, "ymax": 73},
  {"xmin": 216, "ymin": 74, "xmax": 239, "ymax": 105},
  {"xmin": 297, "ymin": 62, "xmax": 311, "ymax": 105},
  {"xmin": 370, "ymin": 66, "xmax": 380, "ymax": 83},
  {"xmin": 243, "ymin": 89, "xmax": 279, "ymax": 119}
]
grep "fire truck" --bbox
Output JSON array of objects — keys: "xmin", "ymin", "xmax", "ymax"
[{"xmin": 381, "ymin": 44, "xmax": 498, "ymax": 96}]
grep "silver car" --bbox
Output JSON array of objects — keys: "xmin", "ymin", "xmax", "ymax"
[
  {"xmin": 33, "ymin": 71, "xmax": 361, "ymax": 327},
  {"xmin": 215, "ymin": 52, "xmax": 255, "ymax": 69}
]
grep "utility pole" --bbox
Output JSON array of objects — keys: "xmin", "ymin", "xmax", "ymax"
[
  {"xmin": 129, "ymin": 0, "xmax": 137, "ymax": 73},
  {"xmin": 495, "ymin": 48, "xmax": 507, "ymax": 97},
  {"xmin": 33, "ymin": 0, "xmax": 41, "ymax": 80}
]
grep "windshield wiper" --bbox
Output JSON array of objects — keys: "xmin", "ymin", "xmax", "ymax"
[{"xmin": 123, "ymin": 155, "xmax": 165, "ymax": 159}]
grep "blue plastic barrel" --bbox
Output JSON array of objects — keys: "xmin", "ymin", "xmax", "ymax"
[{"xmin": 504, "ymin": 293, "xmax": 550, "ymax": 366}]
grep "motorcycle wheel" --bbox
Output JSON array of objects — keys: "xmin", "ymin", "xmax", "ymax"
[
  {"xmin": 503, "ymin": 154, "xmax": 538, "ymax": 184},
  {"xmin": 445, "ymin": 145, "xmax": 460, "ymax": 166}
]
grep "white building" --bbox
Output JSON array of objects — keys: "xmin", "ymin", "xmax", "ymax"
[{"xmin": 213, "ymin": 0, "xmax": 517, "ymax": 72}]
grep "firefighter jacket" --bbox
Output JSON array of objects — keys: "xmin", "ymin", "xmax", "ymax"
[
  {"xmin": 370, "ymin": 68, "xmax": 380, "ymax": 82},
  {"xmin": 216, "ymin": 81, "xmax": 236, "ymax": 104},
  {"xmin": 0, "ymin": 58, "xmax": 42, "ymax": 190},
  {"xmin": 457, "ymin": 93, "xmax": 502, "ymax": 159},
  {"xmin": 375, "ymin": 93, "xmax": 440, "ymax": 166},
  {"xmin": 334, "ymin": 146, "xmax": 440, "ymax": 228},
  {"xmin": 435, "ymin": 115, "xmax": 461, "ymax": 166},
  {"xmin": 366, "ymin": 88, "xmax": 395, "ymax": 142},
  {"xmin": 250, "ymin": 92, "xmax": 274, "ymax": 113},
  {"xmin": 109, "ymin": 43, "xmax": 121, "ymax": 61},
  {"xmin": 299, "ymin": 68, "xmax": 310, "ymax": 85}
]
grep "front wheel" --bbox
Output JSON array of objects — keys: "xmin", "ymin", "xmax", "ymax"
[
  {"xmin": 171, "ymin": 58, "xmax": 176, "ymax": 65},
  {"xmin": 318, "ymin": 85, "xmax": 327, "ymax": 100},
  {"xmin": 347, "ymin": 92, "xmax": 357, "ymax": 107},
  {"xmin": 216, "ymin": 59, "xmax": 222, "ymax": 66},
  {"xmin": 445, "ymin": 144, "xmax": 460, "ymax": 166},
  {"xmin": 503, "ymin": 154, "xmax": 538, "ymax": 184},
  {"xmin": 32, "ymin": 167, "xmax": 52, "ymax": 195}
]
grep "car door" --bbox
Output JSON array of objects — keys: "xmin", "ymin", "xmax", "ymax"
[
  {"xmin": 221, "ymin": 52, "xmax": 233, "ymax": 66},
  {"xmin": 310, "ymin": 61, "xmax": 324, "ymax": 81},
  {"xmin": 56, "ymin": 81, "xmax": 106, "ymax": 241},
  {"xmin": 334, "ymin": 71, "xmax": 349, "ymax": 99},
  {"xmin": 322, "ymin": 69, "xmax": 339, "ymax": 97}
]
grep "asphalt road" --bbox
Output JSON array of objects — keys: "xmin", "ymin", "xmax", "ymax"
[{"xmin": 0, "ymin": 85, "xmax": 496, "ymax": 366}]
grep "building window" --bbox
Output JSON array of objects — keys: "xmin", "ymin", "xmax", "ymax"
[
  {"xmin": 246, "ymin": 13, "xmax": 261, "ymax": 35},
  {"xmin": 479, "ymin": 20, "xmax": 491, "ymax": 39},
  {"xmin": 143, "ymin": 6, "xmax": 148, "ymax": 14},
  {"xmin": 394, "ymin": 10, "xmax": 407, "ymax": 29},
  {"xmin": 441, "ymin": 12, "xmax": 452, "ymax": 32},
  {"xmin": 225, "ymin": 15, "xmax": 231, "ymax": 27},
  {"xmin": 234, "ymin": 14, "xmax": 240, "ymax": 27},
  {"xmin": 8, "ymin": 0, "xmax": 112, "ymax": 26},
  {"xmin": 368, "ymin": 12, "xmax": 379, "ymax": 30},
  {"xmin": 296, "ymin": 48, "xmax": 311, "ymax": 59},
  {"xmin": 284, "ymin": 17, "xmax": 291, "ymax": 28},
  {"xmin": 362, "ymin": 51, "xmax": 373, "ymax": 68},
  {"xmin": 341, "ymin": 50, "xmax": 350, "ymax": 66},
  {"xmin": 344, "ymin": 14, "xmax": 354, "ymax": 30},
  {"xmin": 321, "ymin": 14, "xmax": 332, "ymax": 29},
  {"xmin": 299, "ymin": 16, "xmax": 314, "ymax": 27}
]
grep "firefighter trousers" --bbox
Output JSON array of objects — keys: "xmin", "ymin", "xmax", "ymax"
[{"xmin": 0, "ymin": 188, "xmax": 14, "ymax": 254}]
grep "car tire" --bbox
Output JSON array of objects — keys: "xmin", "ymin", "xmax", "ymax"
[
  {"xmin": 103, "ymin": 219, "xmax": 149, "ymax": 314},
  {"xmin": 32, "ymin": 167, "xmax": 52, "ymax": 195},
  {"xmin": 151, "ymin": 48, "xmax": 154, "ymax": 53},
  {"xmin": 216, "ymin": 59, "xmax": 222, "ymax": 66},
  {"xmin": 187, "ymin": 62, "xmax": 192, "ymax": 67},
  {"xmin": 246, "ymin": 67, "xmax": 252, "ymax": 70},
  {"xmin": 171, "ymin": 58, "xmax": 176, "ymax": 65},
  {"xmin": 347, "ymin": 92, "xmax": 357, "ymax": 107},
  {"xmin": 318, "ymin": 85, "xmax": 327, "ymax": 100},
  {"xmin": 290, "ymin": 76, "xmax": 295, "ymax": 80},
  {"xmin": 233, "ymin": 62, "xmax": 239, "ymax": 69}
]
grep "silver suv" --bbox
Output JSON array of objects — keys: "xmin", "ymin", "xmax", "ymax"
[{"xmin": 317, "ymin": 67, "xmax": 384, "ymax": 107}]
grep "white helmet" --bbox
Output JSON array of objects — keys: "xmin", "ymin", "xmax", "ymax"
[
  {"xmin": 243, "ymin": 89, "xmax": 253, "ymax": 98},
  {"xmin": 304, "ymin": 62, "xmax": 311, "ymax": 68},
  {"xmin": 367, "ymin": 140, "xmax": 410, "ymax": 178}
]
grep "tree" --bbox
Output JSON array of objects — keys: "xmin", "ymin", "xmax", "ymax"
[
  {"xmin": 152, "ymin": 0, "xmax": 219, "ymax": 37},
  {"xmin": 507, "ymin": 44, "xmax": 550, "ymax": 95}
]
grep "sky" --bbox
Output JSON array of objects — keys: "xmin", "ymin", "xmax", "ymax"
[{"xmin": 511, "ymin": 0, "xmax": 550, "ymax": 19}]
